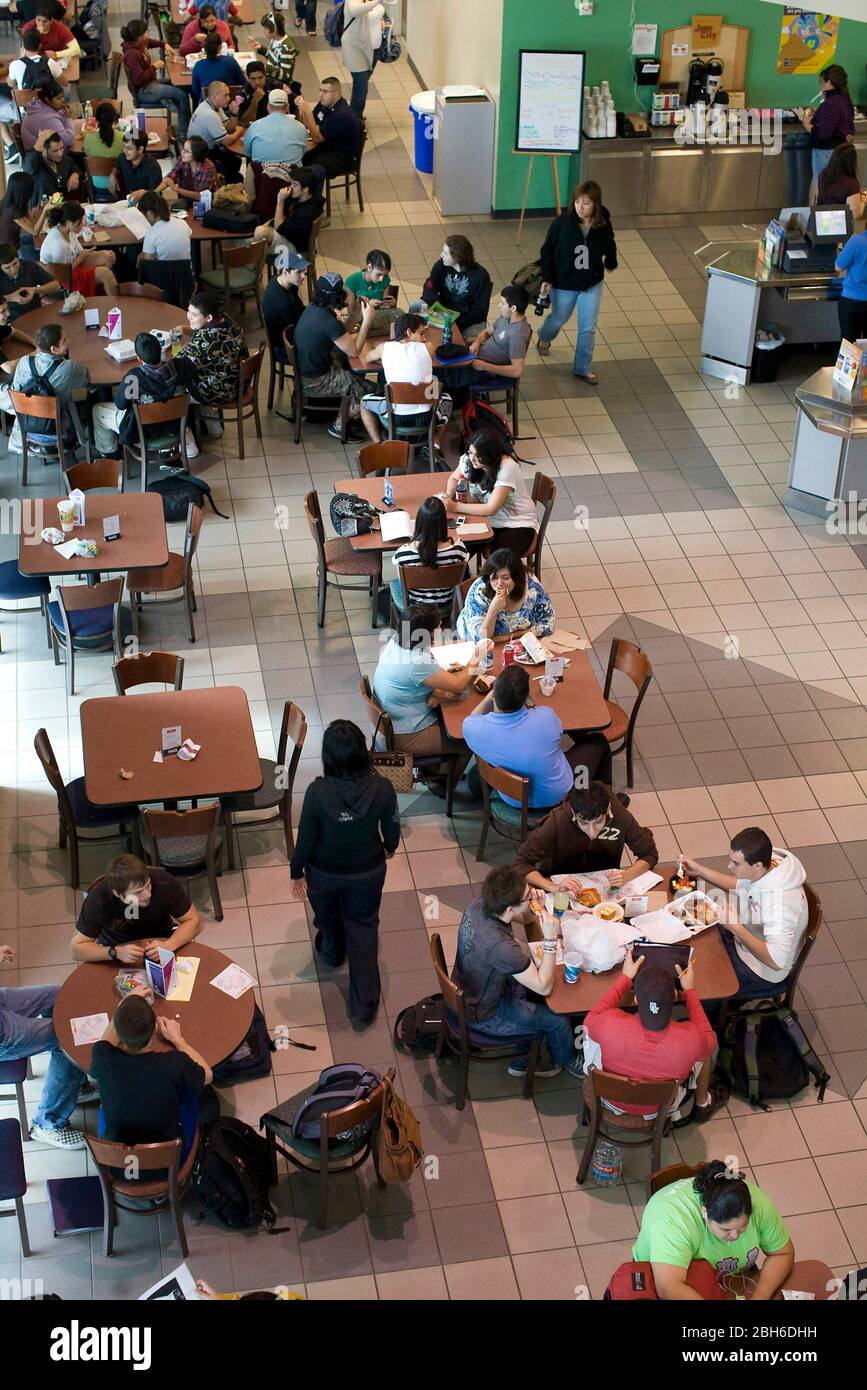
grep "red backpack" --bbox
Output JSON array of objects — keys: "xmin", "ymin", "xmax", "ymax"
[
  {"xmin": 605, "ymin": 1259, "xmax": 726, "ymax": 1301},
  {"xmin": 461, "ymin": 397, "xmax": 533, "ymax": 465}
]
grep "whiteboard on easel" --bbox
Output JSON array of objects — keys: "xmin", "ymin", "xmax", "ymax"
[{"xmin": 515, "ymin": 49, "xmax": 585, "ymax": 154}]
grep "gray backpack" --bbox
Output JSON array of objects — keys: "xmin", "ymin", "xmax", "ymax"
[{"xmin": 289, "ymin": 1064, "xmax": 381, "ymax": 1142}]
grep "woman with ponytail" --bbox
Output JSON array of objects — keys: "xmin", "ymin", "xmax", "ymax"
[
  {"xmin": 800, "ymin": 64, "xmax": 855, "ymax": 182},
  {"xmin": 632, "ymin": 1159, "xmax": 794, "ymax": 1300},
  {"xmin": 83, "ymin": 102, "xmax": 122, "ymax": 199}
]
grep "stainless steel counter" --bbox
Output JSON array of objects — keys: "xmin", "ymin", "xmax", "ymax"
[{"xmin": 787, "ymin": 368, "xmax": 867, "ymax": 516}]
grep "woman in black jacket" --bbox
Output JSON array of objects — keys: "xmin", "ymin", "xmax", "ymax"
[
  {"xmin": 536, "ymin": 180, "xmax": 617, "ymax": 384},
  {"xmin": 290, "ymin": 720, "xmax": 400, "ymax": 1025}
]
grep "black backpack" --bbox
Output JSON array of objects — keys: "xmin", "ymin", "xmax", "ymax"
[
  {"xmin": 193, "ymin": 1116, "xmax": 280, "ymax": 1230},
  {"xmin": 392, "ymin": 995, "xmax": 445, "ymax": 1054},
  {"xmin": 329, "ymin": 492, "xmax": 380, "ymax": 537},
  {"xmin": 146, "ymin": 474, "xmax": 229, "ymax": 522},
  {"xmin": 718, "ymin": 1002, "xmax": 830, "ymax": 1111},
  {"xmin": 212, "ymin": 1005, "xmax": 274, "ymax": 1085},
  {"xmin": 285, "ymin": 1064, "xmax": 381, "ymax": 1143},
  {"xmin": 202, "ymin": 209, "xmax": 260, "ymax": 235},
  {"xmin": 22, "ymin": 55, "xmax": 53, "ymax": 88},
  {"xmin": 20, "ymin": 355, "xmax": 75, "ymax": 446},
  {"xmin": 462, "ymin": 396, "xmax": 533, "ymax": 465}
]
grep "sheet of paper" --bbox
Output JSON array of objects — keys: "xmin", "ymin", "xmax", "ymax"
[
  {"xmin": 210, "ymin": 963, "xmax": 257, "ymax": 998},
  {"xmin": 378, "ymin": 510, "xmax": 413, "ymax": 544},
  {"xmin": 455, "ymin": 522, "xmax": 488, "ymax": 538},
  {"xmin": 71, "ymin": 1012, "xmax": 109, "ymax": 1045},
  {"xmin": 116, "ymin": 204, "xmax": 152, "ymax": 240},
  {"xmin": 545, "ymin": 628, "xmax": 587, "ymax": 653},
  {"xmin": 430, "ymin": 640, "xmax": 476, "ymax": 669},
  {"xmin": 139, "ymin": 1262, "xmax": 200, "ymax": 1301},
  {"xmin": 618, "ymin": 870, "xmax": 663, "ymax": 897},
  {"xmin": 632, "ymin": 22, "xmax": 658, "ymax": 56},
  {"xmin": 53, "ymin": 539, "xmax": 79, "ymax": 559},
  {"xmin": 166, "ymin": 955, "xmax": 200, "ymax": 1003}
]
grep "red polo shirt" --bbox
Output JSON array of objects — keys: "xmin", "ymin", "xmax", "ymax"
[{"xmin": 21, "ymin": 18, "xmax": 76, "ymax": 52}]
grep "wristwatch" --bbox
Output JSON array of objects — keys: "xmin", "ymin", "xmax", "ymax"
[{"xmin": 108, "ymin": 945, "xmax": 117, "ymax": 961}]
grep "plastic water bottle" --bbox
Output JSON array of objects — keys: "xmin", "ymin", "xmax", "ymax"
[
  {"xmin": 442, "ymin": 317, "xmax": 452, "ymax": 347},
  {"xmin": 84, "ymin": 100, "xmax": 93, "ymax": 121},
  {"xmin": 384, "ymin": 479, "xmax": 394, "ymax": 507},
  {"xmin": 589, "ymin": 1139, "xmax": 622, "ymax": 1187}
]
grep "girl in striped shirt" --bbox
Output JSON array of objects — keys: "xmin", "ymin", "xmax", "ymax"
[{"xmin": 390, "ymin": 496, "xmax": 469, "ymax": 617}]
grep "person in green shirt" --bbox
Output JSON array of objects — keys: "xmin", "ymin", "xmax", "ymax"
[
  {"xmin": 345, "ymin": 248, "xmax": 398, "ymax": 335},
  {"xmin": 632, "ymin": 1159, "xmax": 794, "ymax": 1300},
  {"xmin": 83, "ymin": 103, "xmax": 124, "ymax": 200}
]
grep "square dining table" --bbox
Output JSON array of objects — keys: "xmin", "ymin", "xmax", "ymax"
[
  {"xmin": 333, "ymin": 473, "xmax": 493, "ymax": 553},
  {"xmin": 18, "ymin": 494, "xmax": 169, "ymax": 578},
  {"xmin": 441, "ymin": 647, "xmax": 612, "ymax": 738}
]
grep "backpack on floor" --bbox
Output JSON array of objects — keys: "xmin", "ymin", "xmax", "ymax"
[
  {"xmin": 147, "ymin": 474, "xmax": 229, "ymax": 522},
  {"xmin": 605, "ymin": 1259, "xmax": 726, "ymax": 1301},
  {"xmin": 376, "ymin": 1074, "xmax": 423, "ymax": 1183},
  {"xmin": 717, "ymin": 1002, "xmax": 830, "ymax": 1112},
  {"xmin": 329, "ymin": 491, "xmax": 379, "ymax": 537},
  {"xmin": 324, "ymin": 1, "xmax": 354, "ymax": 46},
  {"xmin": 193, "ymin": 1117, "xmax": 279, "ymax": 1230},
  {"xmin": 212, "ymin": 1005, "xmax": 275, "ymax": 1085},
  {"xmin": 461, "ymin": 397, "xmax": 533, "ymax": 465},
  {"xmin": 288, "ymin": 1063, "xmax": 381, "ymax": 1143},
  {"xmin": 392, "ymin": 994, "xmax": 444, "ymax": 1054}
]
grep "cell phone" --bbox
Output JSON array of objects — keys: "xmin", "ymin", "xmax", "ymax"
[{"xmin": 524, "ymin": 695, "xmax": 536, "ymax": 708}]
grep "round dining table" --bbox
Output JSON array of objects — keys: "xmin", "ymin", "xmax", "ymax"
[
  {"xmin": 5, "ymin": 300, "xmax": 191, "ymax": 386},
  {"xmin": 53, "ymin": 941, "xmax": 255, "ymax": 1072}
]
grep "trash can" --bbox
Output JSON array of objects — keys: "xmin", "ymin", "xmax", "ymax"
[
  {"xmin": 409, "ymin": 91, "xmax": 436, "ymax": 174},
  {"xmin": 751, "ymin": 326, "xmax": 786, "ymax": 383}
]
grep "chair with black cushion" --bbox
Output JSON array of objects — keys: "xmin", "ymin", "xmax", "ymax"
[
  {"xmin": 127, "ymin": 501, "xmax": 203, "ymax": 644},
  {"xmin": 384, "ymin": 382, "xmax": 438, "ymax": 470},
  {"xmin": 324, "ymin": 126, "xmax": 366, "ymax": 217},
  {"xmin": 9, "ymin": 388, "xmax": 88, "ymax": 487},
  {"xmin": 64, "ymin": 458, "xmax": 121, "ymax": 493},
  {"xmin": 34, "ymin": 727, "xmax": 140, "ymax": 888},
  {"xmin": 0, "ymin": 1119, "xmax": 31, "ymax": 1257},
  {"xmin": 356, "ymin": 440, "xmax": 411, "ymax": 477},
  {"xmin": 305, "ymin": 490, "xmax": 381, "ymax": 629},
  {"xmin": 122, "ymin": 395, "xmax": 191, "ymax": 491},
  {"xmin": 141, "ymin": 804, "xmax": 224, "ymax": 920},
  {"xmin": 289, "ymin": 341, "xmax": 344, "ymax": 444},
  {"xmin": 0, "ymin": 1059, "xmax": 33, "ymax": 1140},
  {"xmin": 113, "ymin": 650, "xmax": 184, "ymax": 694},
  {"xmin": 601, "ymin": 638, "xmax": 653, "ymax": 789},
  {"xmin": 138, "ymin": 258, "xmax": 195, "ymax": 307},
  {"xmin": 86, "ymin": 1132, "xmax": 197, "ymax": 1257},
  {"xmin": 221, "ymin": 700, "xmax": 306, "ymax": 869},
  {"xmin": 358, "ymin": 675, "xmax": 459, "ymax": 817},
  {"xmin": 49, "ymin": 577, "xmax": 129, "ymax": 697},
  {"xmin": 215, "ymin": 343, "xmax": 264, "ymax": 461},
  {"xmin": 474, "ymin": 756, "xmax": 550, "ymax": 862},
  {"xmin": 429, "ymin": 932, "xmax": 542, "ymax": 1111},
  {"xmin": 118, "ymin": 281, "xmax": 165, "ymax": 301},
  {"xmin": 524, "ymin": 472, "xmax": 556, "ymax": 581},
  {"xmin": 577, "ymin": 1069, "xmax": 679, "ymax": 1187},
  {"xmin": 200, "ymin": 240, "xmax": 266, "ymax": 325},
  {"xmin": 0, "ymin": 561, "xmax": 51, "ymax": 648},
  {"xmin": 261, "ymin": 1070, "xmax": 390, "ymax": 1229}
]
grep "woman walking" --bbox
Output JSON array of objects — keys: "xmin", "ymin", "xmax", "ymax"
[{"xmin": 536, "ymin": 180, "xmax": 617, "ymax": 384}]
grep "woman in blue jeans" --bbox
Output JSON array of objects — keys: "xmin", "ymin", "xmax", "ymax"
[
  {"xmin": 536, "ymin": 180, "xmax": 617, "ymax": 385},
  {"xmin": 0, "ymin": 951, "xmax": 88, "ymax": 1149},
  {"xmin": 291, "ymin": 720, "xmax": 401, "ymax": 1025},
  {"xmin": 120, "ymin": 19, "xmax": 191, "ymax": 140}
]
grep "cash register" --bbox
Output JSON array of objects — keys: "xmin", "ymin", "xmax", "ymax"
[{"xmin": 782, "ymin": 205, "xmax": 853, "ymax": 273}]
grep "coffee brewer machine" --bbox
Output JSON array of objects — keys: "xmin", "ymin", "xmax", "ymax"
[{"xmin": 686, "ymin": 56, "xmax": 729, "ymax": 107}]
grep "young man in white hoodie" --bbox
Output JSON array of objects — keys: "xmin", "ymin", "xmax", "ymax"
[{"xmin": 685, "ymin": 827, "xmax": 808, "ymax": 999}]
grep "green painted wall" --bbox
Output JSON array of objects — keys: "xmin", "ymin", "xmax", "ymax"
[{"xmin": 495, "ymin": 0, "xmax": 867, "ymax": 211}]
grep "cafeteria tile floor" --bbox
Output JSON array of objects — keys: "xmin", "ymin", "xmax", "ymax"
[{"xmin": 1, "ymin": 15, "xmax": 867, "ymax": 1301}]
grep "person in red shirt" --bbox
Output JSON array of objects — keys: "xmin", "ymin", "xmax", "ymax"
[
  {"xmin": 179, "ymin": 4, "xmax": 235, "ymax": 55},
  {"xmin": 22, "ymin": 7, "xmax": 80, "ymax": 60},
  {"xmin": 583, "ymin": 946, "xmax": 726, "ymax": 1122},
  {"xmin": 120, "ymin": 18, "xmax": 190, "ymax": 139}
]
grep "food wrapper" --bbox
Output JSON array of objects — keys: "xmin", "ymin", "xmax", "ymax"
[
  {"xmin": 114, "ymin": 968, "xmax": 154, "ymax": 1003},
  {"xmin": 73, "ymin": 538, "xmax": 99, "ymax": 558}
]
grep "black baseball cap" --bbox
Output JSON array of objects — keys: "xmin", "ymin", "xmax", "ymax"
[{"xmin": 634, "ymin": 964, "xmax": 675, "ymax": 1032}]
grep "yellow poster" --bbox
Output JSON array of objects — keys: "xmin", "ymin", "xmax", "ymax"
[
  {"xmin": 691, "ymin": 14, "xmax": 724, "ymax": 50},
  {"xmin": 777, "ymin": 9, "xmax": 840, "ymax": 75}
]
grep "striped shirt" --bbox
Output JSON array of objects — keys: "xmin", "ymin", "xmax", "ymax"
[{"xmin": 391, "ymin": 539, "xmax": 469, "ymax": 608}]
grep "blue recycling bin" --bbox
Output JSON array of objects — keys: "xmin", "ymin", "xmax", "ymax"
[{"xmin": 409, "ymin": 91, "xmax": 436, "ymax": 175}]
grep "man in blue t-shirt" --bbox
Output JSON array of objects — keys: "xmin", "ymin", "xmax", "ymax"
[
  {"xmin": 463, "ymin": 664, "xmax": 585, "ymax": 810},
  {"xmin": 835, "ymin": 227, "xmax": 867, "ymax": 345},
  {"xmin": 191, "ymin": 31, "xmax": 244, "ymax": 105}
]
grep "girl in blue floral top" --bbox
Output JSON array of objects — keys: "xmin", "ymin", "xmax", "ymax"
[{"xmin": 456, "ymin": 547, "xmax": 555, "ymax": 643}]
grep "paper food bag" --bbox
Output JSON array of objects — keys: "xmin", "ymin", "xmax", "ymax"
[{"xmin": 67, "ymin": 487, "xmax": 86, "ymax": 526}]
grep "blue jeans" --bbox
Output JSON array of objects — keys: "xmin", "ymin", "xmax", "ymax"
[
  {"xmin": 811, "ymin": 147, "xmax": 833, "ymax": 181},
  {"xmin": 539, "ymin": 281, "xmax": 605, "ymax": 376},
  {"xmin": 469, "ymin": 987, "xmax": 576, "ymax": 1066},
  {"xmin": 295, "ymin": 0, "xmax": 317, "ymax": 30},
  {"xmin": 306, "ymin": 860, "xmax": 386, "ymax": 1020},
  {"xmin": 349, "ymin": 69, "xmax": 371, "ymax": 116},
  {"xmin": 722, "ymin": 931, "xmax": 788, "ymax": 1001},
  {"xmin": 0, "ymin": 984, "xmax": 85, "ymax": 1131},
  {"xmin": 139, "ymin": 82, "xmax": 190, "ymax": 139}
]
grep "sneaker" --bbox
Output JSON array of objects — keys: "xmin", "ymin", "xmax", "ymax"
[
  {"xmin": 508, "ymin": 1056, "xmax": 562, "ymax": 1078},
  {"xmin": 562, "ymin": 1058, "xmax": 585, "ymax": 1081},
  {"xmin": 693, "ymin": 1085, "xmax": 730, "ymax": 1123},
  {"xmin": 29, "ymin": 1122, "xmax": 87, "ymax": 1149},
  {"xmin": 327, "ymin": 422, "xmax": 345, "ymax": 440},
  {"xmin": 77, "ymin": 1080, "xmax": 100, "ymax": 1104},
  {"xmin": 573, "ymin": 371, "xmax": 599, "ymax": 385},
  {"xmin": 536, "ymin": 336, "xmax": 551, "ymax": 356}
]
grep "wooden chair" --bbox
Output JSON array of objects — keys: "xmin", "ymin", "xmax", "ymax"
[
  {"xmin": 86, "ymin": 1133, "xmax": 197, "ymax": 1257},
  {"xmin": 649, "ymin": 1162, "xmax": 701, "ymax": 1196},
  {"xmin": 84, "ymin": 154, "xmax": 117, "ymax": 201},
  {"xmin": 200, "ymin": 239, "xmax": 266, "ymax": 325},
  {"xmin": 216, "ymin": 343, "xmax": 264, "ymax": 461},
  {"xmin": 64, "ymin": 457, "xmax": 121, "ymax": 493},
  {"xmin": 524, "ymin": 472, "xmax": 556, "ymax": 580},
  {"xmin": 356, "ymin": 440, "xmax": 411, "ymax": 477},
  {"xmin": 49, "ymin": 577, "xmax": 126, "ymax": 696},
  {"xmin": 10, "ymin": 388, "xmax": 86, "ymax": 486},
  {"xmin": 358, "ymin": 675, "xmax": 459, "ymax": 817},
  {"xmin": 324, "ymin": 126, "xmax": 366, "ymax": 217},
  {"xmin": 122, "ymin": 395, "xmax": 192, "ymax": 491},
  {"xmin": 109, "ymin": 51, "xmax": 123, "ymax": 100},
  {"xmin": 305, "ymin": 490, "xmax": 382, "ymax": 629},
  {"xmin": 261, "ymin": 1070, "xmax": 391, "ymax": 1229},
  {"xmin": 34, "ymin": 727, "xmax": 139, "ymax": 888},
  {"xmin": 221, "ymin": 700, "xmax": 307, "ymax": 868},
  {"xmin": 305, "ymin": 213, "xmax": 324, "ymax": 298},
  {"xmin": 267, "ymin": 324, "xmax": 295, "ymax": 412},
  {"xmin": 289, "ymin": 341, "xmax": 344, "ymax": 444},
  {"xmin": 601, "ymin": 638, "xmax": 654, "ymax": 788},
  {"xmin": 474, "ymin": 756, "xmax": 549, "ymax": 861},
  {"xmin": 397, "ymin": 560, "xmax": 467, "ymax": 627},
  {"xmin": 429, "ymin": 932, "xmax": 542, "ymax": 1110},
  {"xmin": 127, "ymin": 501, "xmax": 203, "ymax": 644},
  {"xmin": 715, "ymin": 884, "xmax": 824, "ymax": 1040},
  {"xmin": 138, "ymin": 258, "xmax": 194, "ymax": 305},
  {"xmin": 113, "ymin": 650, "xmax": 184, "ymax": 694},
  {"xmin": 384, "ymin": 382, "xmax": 438, "ymax": 469},
  {"xmin": 577, "ymin": 1069, "xmax": 679, "ymax": 1186},
  {"xmin": 118, "ymin": 281, "xmax": 165, "ymax": 301},
  {"xmin": 142, "ymin": 804, "xmax": 224, "ymax": 920}
]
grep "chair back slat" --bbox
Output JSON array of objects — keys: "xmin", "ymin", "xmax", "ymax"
[
  {"xmin": 113, "ymin": 651, "xmax": 184, "ymax": 693},
  {"xmin": 58, "ymin": 577, "xmax": 124, "ymax": 612},
  {"xmin": 587, "ymin": 1067, "xmax": 679, "ymax": 1109},
  {"xmin": 398, "ymin": 561, "xmax": 467, "ymax": 608},
  {"xmin": 356, "ymin": 441, "xmax": 410, "ymax": 476},
  {"xmin": 430, "ymin": 932, "xmax": 466, "ymax": 1020},
  {"xmin": 65, "ymin": 459, "xmax": 120, "ymax": 492},
  {"xmin": 118, "ymin": 282, "xmax": 165, "ymax": 301},
  {"xmin": 358, "ymin": 675, "xmax": 394, "ymax": 749},
  {"xmin": 323, "ymin": 1070, "xmax": 393, "ymax": 1138},
  {"xmin": 649, "ymin": 1162, "xmax": 701, "ymax": 1196},
  {"xmin": 86, "ymin": 1134, "xmax": 181, "ymax": 1172},
  {"xmin": 476, "ymin": 756, "xmax": 528, "ymax": 806}
]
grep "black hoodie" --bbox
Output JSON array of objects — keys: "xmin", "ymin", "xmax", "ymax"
[
  {"xmin": 422, "ymin": 259, "xmax": 493, "ymax": 333},
  {"xmin": 539, "ymin": 204, "xmax": 617, "ymax": 293},
  {"xmin": 290, "ymin": 774, "xmax": 401, "ymax": 878}
]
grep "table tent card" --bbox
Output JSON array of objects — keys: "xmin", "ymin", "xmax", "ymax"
[{"xmin": 145, "ymin": 947, "xmax": 176, "ymax": 998}]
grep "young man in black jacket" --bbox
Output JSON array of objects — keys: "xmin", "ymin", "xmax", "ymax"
[
  {"xmin": 537, "ymin": 180, "xmax": 617, "ymax": 384},
  {"xmin": 422, "ymin": 234, "xmax": 492, "ymax": 339},
  {"xmin": 91, "ymin": 332, "xmax": 186, "ymax": 455}
]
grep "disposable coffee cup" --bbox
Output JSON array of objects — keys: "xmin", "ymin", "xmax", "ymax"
[
  {"xmin": 564, "ymin": 951, "xmax": 582, "ymax": 984},
  {"xmin": 57, "ymin": 499, "xmax": 75, "ymax": 532}
]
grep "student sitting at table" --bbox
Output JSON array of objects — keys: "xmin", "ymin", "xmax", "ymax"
[
  {"xmin": 456, "ymin": 547, "xmax": 553, "ymax": 643},
  {"xmin": 682, "ymin": 828, "xmax": 808, "ymax": 1002},
  {"xmin": 0, "ymin": 941, "xmax": 92, "ymax": 1150},
  {"xmin": 451, "ymin": 865, "xmax": 583, "ymax": 1080},
  {"xmin": 441, "ymin": 429, "xmax": 539, "ymax": 558},
  {"xmin": 293, "ymin": 273, "xmax": 376, "ymax": 439},
  {"xmin": 138, "ymin": 190, "xmax": 193, "ymax": 261},
  {"xmin": 443, "ymin": 284, "xmax": 532, "ymax": 395},
  {"xmin": 0, "ymin": 173, "xmax": 53, "ymax": 261},
  {"xmin": 120, "ymin": 19, "xmax": 190, "ymax": 141},
  {"xmin": 187, "ymin": 80, "xmax": 243, "ymax": 183},
  {"xmin": 92, "ymin": 331, "xmax": 190, "ymax": 458},
  {"xmin": 191, "ymin": 30, "xmax": 244, "ymax": 106},
  {"xmin": 421, "ymin": 235, "xmax": 492, "ymax": 341},
  {"xmin": 0, "ymin": 242, "xmax": 62, "ymax": 321},
  {"xmin": 583, "ymin": 945, "xmax": 727, "ymax": 1125},
  {"xmin": 21, "ymin": 7, "xmax": 81, "ymax": 63},
  {"xmin": 24, "ymin": 130, "xmax": 80, "ymax": 203},
  {"xmin": 514, "ymin": 780, "xmax": 658, "ymax": 893},
  {"xmin": 40, "ymin": 200, "xmax": 117, "ymax": 295},
  {"xmin": 388, "ymin": 495, "xmax": 469, "ymax": 620},
  {"xmin": 243, "ymin": 86, "xmax": 306, "ymax": 165},
  {"xmin": 20, "ymin": 80, "xmax": 75, "ymax": 152},
  {"xmin": 358, "ymin": 311, "xmax": 452, "ymax": 447},
  {"xmin": 297, "ymin": 76, "xmax": 363, "ymax": 180},
  {"xmin": 254, "ymin": 168, "xmax": 325, "ymax": 263},
  {"xmin": 462, "ymin": 663, "xmax": 580, "ymax": 813},
  {"xmin": 111, "ymin": 131, "xmax": 163, "ymax": 202},
  {"xmin": 262, "ymin": 252, "xmax": 307, "ymax": 360},
  {"xmin": 0, "ymin": 29, "xmax": 62, "ymax": 147},
  {"xmin": 82, "ymin": 102, "xmax": 123, "ymax": 200},
  {"xmin": 174, "ymin": 290, "xmax": 248, "ymax": 437},
  {"xmin": 3, "ymin": 321, "xmax": 90, "ymax": 455},
  {"xmin": 632, "ymin": 1159, "xmax": 795, "ymax": 1300},
  {"xmin": 179, "ymin": 3, "xmax": 235, "ymax": 55},
  {"xmin": 372, "ymin": 603, "xmax": 477, "ymax": 775},
  {"xmin": 345, "ymin": 248, "xmax": 399, "ymax": 336},
  {"xmin": 90, "ymin": 995, "xmax": 210, "ymax": 1170},
  {"xmin": 156, "ymin": 136, "xmax": 218, "ymax": 205},
  {"xmin": 237, "ymin": 60, "xmax": 269, "ymax": 126},
  {"xmin": 70, "ymin": 853, "xmax": 202, "ymax": 963}
]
